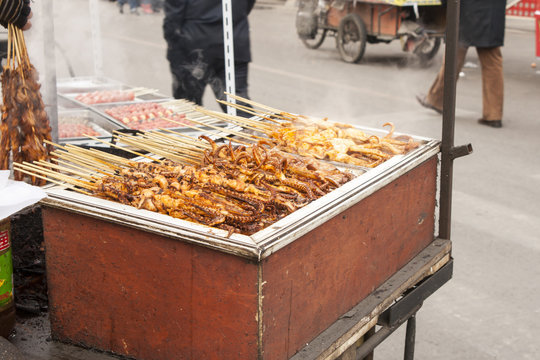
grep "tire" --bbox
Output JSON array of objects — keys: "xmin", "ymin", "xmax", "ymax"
[
  {"xmin": 301, "ymin": 28, "xmax": 328, "ymax": 50},
  {"xmin": 415, "ymin": 36, "xmax": 441, "ymax": 65},
  {"xmin": 337, "ymin": 13, "xmax": 367, "ymax": 64}
]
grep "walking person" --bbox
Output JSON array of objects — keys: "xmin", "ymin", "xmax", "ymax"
[
  {"xmin": 117, "ymin": 0, "xmax": 140, "ymax": 15},
  {"xmin": 162, "ymin": 0, "xmax": 256, "ymax": 116},
  {"xmin": 417, "ymin": 0, "xmax": 506, "ymax": 128}
]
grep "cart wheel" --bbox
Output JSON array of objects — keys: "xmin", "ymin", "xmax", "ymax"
[
  {"xmin": 301, "ymin": 28, "xmax": 328, "ymax": 50},
  {"xmin": 337, "ymin": 13, "xmax": 367, "ymax": 64},
  {"xmin": 415, "ymin": 37, "xmax": 441, "ymax": 65}
]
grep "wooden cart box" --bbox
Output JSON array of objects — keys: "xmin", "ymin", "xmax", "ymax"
[{"xmin": 42, "ymin": 140, "xmax": 439, "ymax": 360}]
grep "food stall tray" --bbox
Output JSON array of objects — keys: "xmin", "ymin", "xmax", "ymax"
[
  {"xmin": 57, "ymin": 76, "xmax": 125, "ymax": 94},
  {"xmin": 41, "ymin": 134, "xmax": 440, "ymax": 360},
  {"xmin": 57, "ymin": 109, "xmax": 125, "ymax": 143},
  {"xmin": 88, "ymin": 101, "xmax": 227, "ymax": 133},
  {"xmin": 58, "ymin": 90, "xmax": 171, "ymax": 108}
]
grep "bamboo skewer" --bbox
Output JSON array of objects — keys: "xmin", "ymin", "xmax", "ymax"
[
  {"xmin": 85, "ymin": 148, "xmax": 135, "ymax": 167},
  {"xmin": 51, "ymin": 152, "xmax": 106, "ymax": 176},
  {"xmin": 188, "ymin": 116, "xmax": 264, "ymax": 141},
  {"xmin": 37, "ymin": 160, "xmax": 97, "ymax": 181},
  {"xmin": 113, "ymin": 131, "xmax": 205, "ymax": 155},
  {"xmin": 147, "ymin": 131, "xmax": 213, "ymax": 152},
  {"xmin": 52, "ymin": 149, "xmax": 120, "ymax": 174},
  {"xmin": 166, "ymin": 115, "xmax": 263, "ymax": 142},
  {"xmin": 11, "ymin": 165, "xmax": 92, "ymax": 195},
  {"xmin": 44, "ymin": 140, "xmax": 130, "ymax": 167},
  {"xmin": 115, "ymin": 136, "xmax": 200, "ymax": 165},
  {"xmin": 53, "ymin": 158, "xmax": 111, "ymax": 178},
  {"xmin": 14, "ymin": 162, "xmax": 95, "ymax": 191},
  {"xmin": 20, "ymin": 161, "xmax": 96, "ymax": 188},
  {"xmin": 215, "ymin": 100, "xmax": 282, "ymax": 125},
  {"xmin": 223, "ymin": 92, "xmax": 283, "ymax": 113},
  {"xmin": 61, "ymin": 145, "xmax": 124, "ymax": 171},
  {"xmin": 82, "ymin": 134, "xmax": 163, "ymax": 163},
  {"xmin": 195, "ymin": 107, "xmax": 274, "ymax": 132},
  {"xmin": 132, "ymin": 88, "xmax": 159, "ymax": 97},
  {"xmin": 223, "ymin": 92, "xmax": 297, "ymax": 121},
  {"xmin": 157, "ymin": 118, "xmax": 219, "ymax": 138},
  {"xmin": 205, "ymin": 110, "xmax": 275, "ymax": 134},
  {"xmin": 132, "ymin": 130, "xmax": 201, "ymax": 148},
  {"xmin": 52, "ymin": 151, "xmax": 115, "ymax": 176},
  {"xmin": 155, "ymin": 127, "xmax": 250, "ymax": 148}
]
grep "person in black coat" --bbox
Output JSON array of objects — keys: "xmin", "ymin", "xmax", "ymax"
[
  {"xmin": 417, "ymin": 0, "xmax": 506, "ymax": 128},
  {"xmin": 0, "ymin": 0, "xmax": 32, "ymax": 29},
  {"xmin": 163, "ymin": 0, "xmax": 256, "ymax": 115}
]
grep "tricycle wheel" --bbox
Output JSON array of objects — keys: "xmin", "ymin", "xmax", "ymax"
[
  {"xmin": 415, "ymin": 37, "xmax": 441, "ymax": 65},
  {"xmin": 301, "ymin": 29, "xmax": 328, "ymax": 50},
  {"xmin": 337, "ymin": 13, "xmax": 367, "ymax": 63}
]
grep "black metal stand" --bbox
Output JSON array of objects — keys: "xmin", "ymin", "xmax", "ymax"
[{"xmin": 354, "ymin": 260, "xmax": 453, "ymax": 360}]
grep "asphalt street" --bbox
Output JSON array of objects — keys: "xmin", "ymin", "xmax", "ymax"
[{"xmin": 4, "ymin": 0, "xmax": 540, "ymax": 359}]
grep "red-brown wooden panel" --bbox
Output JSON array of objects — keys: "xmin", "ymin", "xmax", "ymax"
[
  {"xmin": 43, "ymin": 209, "xmax": 259, "ymax": 360},
  {"xmin": 261, "ymin": 157, "xmax": 437, "ymax": 359},
  {"xmin": 328, "ymin": 4, "xmax": 401, "ymax": 37}
]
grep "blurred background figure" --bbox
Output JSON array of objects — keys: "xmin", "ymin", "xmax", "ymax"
[
  {"xmin": 417, "ymin": 0, "xmax": 506, "ymax": 128},
  {"xmin": 150, "ymin": 0, "xmax": 164, "ymax": 13},
  {"xmin": 141, "ymin": 0, "xmax": 154, "ymax": 14},
  {"xmin": 163, "ymin": 0, "xmax": 256, "ymax": 116},
  {"xmin": 0, "ymin": 0, "xmax": 32, "ymax": 29},
  {"xmin": 117, "ymin": 0, "xmax": 139, "ymax": 15}
]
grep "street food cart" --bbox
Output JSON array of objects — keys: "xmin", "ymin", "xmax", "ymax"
[
  {"xmin": 4, "ymin": 0, "xmax": 470, "ymax": 359},
  {"xmin": 296, "ymin": 0, "xmax": 446, "ymax": 64}
]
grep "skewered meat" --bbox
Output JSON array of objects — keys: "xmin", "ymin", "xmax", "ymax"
[
  {"xmin": 74, "ymin": 90, "xmax": 135, "ymax": 104},
  {"xmin": 0, "ymin": 25, "xmax": 52, "ymax": 184},
  {"xmin": 90, "ymin": 137, "xmax": 354, "ymax": 235},
  {"xmin": 269, "ymin": 118, "xmax": 419, "ymax": 168},
  {"xmin": 58, "ymin": 123, "xmax": 101, "ymax": 139},
  {"xmin": 213, "ymin": 95, "xmax": 421, "ymax": 168},
  {"xmin": 104, "ymin": 102, "xmax": 192, "ymax": 130}
]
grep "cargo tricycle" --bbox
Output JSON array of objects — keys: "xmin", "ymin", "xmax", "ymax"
[{"xmin": 296, "ymin": 0, "xmax": 446, "ymax": 64}]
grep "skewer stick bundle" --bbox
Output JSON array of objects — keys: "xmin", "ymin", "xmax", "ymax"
[{"xmin": 0, "ymin": 24, "xmax": 53, "ymax": 185}]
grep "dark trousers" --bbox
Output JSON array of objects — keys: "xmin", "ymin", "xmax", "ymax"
[
  {"xmin": 426, "ymin": 45, "xmax": 504, "ymax": 121},
  {"xmin": 170, "ymin": 55, "xmax": 251, "ymax": 117}
]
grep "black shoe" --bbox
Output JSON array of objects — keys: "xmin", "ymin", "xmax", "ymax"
[
  {"xmin": 478, "ymin": 119, "xmax": 502, "ymax": 128},
  {"xmin": 416, "ymin": 95, "xmax": 442, "ymax": 114},
  {"xmin": 118, "ymin": 4, "xmax": 124, "ymax": 13}
]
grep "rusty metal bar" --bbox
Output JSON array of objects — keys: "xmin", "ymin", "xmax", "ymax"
[
  {"xmin": 438, "ymin": 0, "xmax": 460, "ymax": 241},
  {"xmin": 403, "ymin": 314, "xmax": 416, "ymax": 360},
  {"xmin": 377, "ymin": 5, "xmax": 394, "ymax": 36}
]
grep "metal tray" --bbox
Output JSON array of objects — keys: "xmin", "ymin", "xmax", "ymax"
[
  {"xmin": 58, "ymin": 109, "xmax": 124, "ymax": 142},
  {"xmin": 88, "ymin": 101, "xmax": 227, "ymax": 134},
  {"xmin": 59, "ymin": 91, "xmax": 171, "ymax": 108},
  {"xmin": 42, "ymin": 127, "xmax": 440, "ymax": 259},
  {"xmin": 57, "ymin": 76, "xmax": 125, "ymax": 95}
]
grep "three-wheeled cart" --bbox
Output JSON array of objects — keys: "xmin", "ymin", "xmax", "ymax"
[{"xmin": 296, "ymin": 0, "xmax": 446, "ymax": 64}]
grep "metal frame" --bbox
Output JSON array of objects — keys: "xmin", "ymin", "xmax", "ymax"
[
  {"xmin": 355, "ymin": 260, "xmax": 453, "ymax": 360},
  {"xmin": 291, "ymin": 1, "xmax": 471, "ymax": 359},
  {"xmin": 352, "ymin": 1, "xmax": 472, "ymax": 359}
]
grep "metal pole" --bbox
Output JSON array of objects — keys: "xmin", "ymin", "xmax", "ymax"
[
  {"xmin": 42, "ymin": 0, "xmax": 58, "ymax": 143},
  {"xmin": 222, "ymin": 0, "xmax": 237, "ymax": 116},
  {"xmin": 403, "ymin": 314, "xmax": 416, "ymax": 360},
  {"xmin": 438, "ymin": 0, "xmax": 460, "ymax": 241}
]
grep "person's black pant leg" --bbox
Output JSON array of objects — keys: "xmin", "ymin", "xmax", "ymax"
[{"xmin": 211, "ymin": 61, "xmax": 253, "ymax": 117}]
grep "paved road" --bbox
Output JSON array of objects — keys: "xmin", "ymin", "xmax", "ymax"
[{"xmin": 6, "ymin": 0, "xmax": 540, "ymax": 359}]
